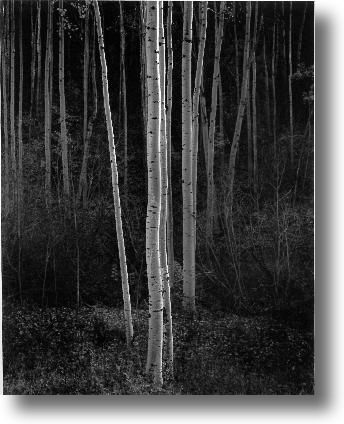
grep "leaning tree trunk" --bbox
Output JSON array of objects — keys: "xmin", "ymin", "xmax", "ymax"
[
  {"xmin": 59, "ymin": 0, "xmax": 70, "ymax": 199},
  {"xmin": 191, "ymin": 0, "xmax": 207, "ymax": 295},
  {"xmin": 144, "ymin": 1, "xmax": 163, "ymax": 388},
  {"xmin": 93, "ymin": 0, "xmax": 134, "ymax": 346},
  {"xmin": 206, "ymin": 1, "xmax": 224, "ymax": 245},
  {"xmin": 181, "ymin": 1, "xmax": 194, "ymax": 313},
  {"xmin": 166, "ymin": 0, "xmax": 174, "ymax": 289},
  {"xmin": 158, "ymin": 1, "xmax": 173, "ymax": 372},
  {"xmin": 227, "ymin": 2, "xmax": 252, "ymax": 222}
]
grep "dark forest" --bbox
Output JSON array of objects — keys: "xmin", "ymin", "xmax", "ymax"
[{"xmin": 1, "ymin": 0, "xmax": 314, "ymax": 394}]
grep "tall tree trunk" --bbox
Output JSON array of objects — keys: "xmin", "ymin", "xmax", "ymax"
[
  {"xmin": 17, "ymin": 0, "xmax": 23, "ymax": 304},
  {"xmin": 59, "ymin": 0, "xmax": 70, "ymax": 199},
  {"xmin": 233, "ymin": 1, "xmax": 240, "ymax": 105},
  {"xmin": 166, "ymin": 0, "xmax": 174, "ymax": 289},
  {"xmin": 252, "ymin": 1, "xmax": 258, "ymax": 201},
  {"xmin": 44, "ymin": 0, "xmax": 53, "ymax": 205},
  {"xmin": 263, "ymin": 33, "xmax": 271, "ymax": 135},
  {"xmin": 158, "ymin": 1, "xmax": 173, "ymax": 372},
  {"xmin": 78, "ymin": 16, "xmax": 98, "ymax": 207},
  {"xmin": 10, "ymin": 0, "xmax": 16, "ymax": 198},
  {"xmin": 93, "ymin": 0, "xmax": 134, "ymax": 346},
  {"xmin": 36, "ymin": 0, "xmax": 41, "ymax": 116},
  {"xmin": 191, "ymin": 0, "xmax": 207, "ymax": 292},
  {"xmin": 246, "ymin": 69, "xmax": 252, "ymax": 186},
  {"xmin": 181, "ymin": 1, "xmax": 194, "ymax": 313},
  {"xmin": 119, "ymin": 0, "xmax": 128, "ymax": 207},
  {"xmin": 139, "ymin": 1, "xmax": 147, "ymax": 138},
  {"xmin": 144, "ymin": 1, "xmax": 163, "ymax": 388},
  {"xmin": 288, "ymin": 2, "xmax": 294, "ymax": 169},
  {"xmin": 82, "ymin": 4, "xmax": 90, "ymax": 158},
  {"xmin": 29, "ymin": 2, "xmax": 37, "ymax": 136},
  {"xmin": 205, "ymin": 1, "xmax": 224, "ymax": 245},
  {"xmin": 227, "ymin": 2, "xmax": 252, "ymax": 221},
  {"xmin": 297, "ymin": 2, "xmax": 307, "ymax": 68},
  {"xmin": 1, "ymin": 3, "xmax": 10, "ymax": 217}
]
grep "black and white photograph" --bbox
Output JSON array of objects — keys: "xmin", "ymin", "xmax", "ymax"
[{"xmin": 1, "ymin": 0, "xmax": 314, "ymax": 395}]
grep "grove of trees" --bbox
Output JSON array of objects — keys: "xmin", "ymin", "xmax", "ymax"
[{"xmin": 1, "ymin": 0, "xmax": 314, "ymax": 394}]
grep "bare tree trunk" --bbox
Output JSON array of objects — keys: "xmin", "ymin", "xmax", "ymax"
[
  {"xmin": 139, "ymin": 1, "xmax": 147, "ymax": 138},
  {"xmin": 94, "ymin": 0, "xmax": 134, "ymax": 346},
  {"xmin": 158, "ymin": 1, "xmax": 173, "ymax": 373},
  {"xmin": 119, "ymin": 1, "xmax": 128, "ymax": 207},
  {"xmin": 36, "ymin": 0, "xmax": 41, "ymax": 116},
  {"xmin": 206, "ymin": 1, "xmax": 225, "ymax": 245},
  {"xmin": 263, "ymin": 33, "xmax": 271, "ymax": 135},
  {"xmin": 144, "ymin": 1, "xmax": 163, "ymax": 388},
  {"xmin": 44, "ymin": 0, "xmax": 53, "ymax": 205},
  {"xmin": 288, "ymin": 2, "xmax": 294, "ymax": 169},
  {"xmin": 82, "ymin": 4, "xmax": 90, "ymax": 157},
  {"xmin": 166, "ymin": 0, "xmax": 174, "ymax": 289},
  {"xmin": 29, "ymin": 2, "xmax": 37, "ymax": 136},
  {"xmin": 10, "ymin": 0, "xmax": 16, "ymax": 199},
  {"xmin": 246, "ymin": 70, "xmax": 252, "ymax": 187},
  {"xmin": 181, "ymin": 1, "xmax": 194, "ymax": 313},
  {"xmin": 78, "ymin": 16, "xmax": 98, "ymax": 207},
  {"xmin": 297, "ymin": 2, "xmax": 307, "ymax": 68},
  {"xmin": 59, "ymin": 0, "xmax": 70, "ymax": 199},
  {"xmin": 233, "ymin": 2, "xmax": 240, "ymax": 105},
  {"xmin": 227, "ymin": 2, "xmax": 252, "ymax": 220},
  {"xmin": 1, "ymin": 3, "xmax": 10, "ymax": 217},
  {"xmin": 252, "ymin": 2, "xmax": 258, "ymax": 201},
  {"xmin": 192, "ymin": 1, "xmax": 207, "ymax": 261}
]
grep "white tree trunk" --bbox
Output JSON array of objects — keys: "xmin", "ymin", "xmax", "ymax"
[
  {"xmin": 181, "ymin": 1, "xmax": 194, "ymax": 313},
  {"xmin": 144, "ymin": 1, "xmax": 163, "ymax": 388},
  {"xmin": 93, "ymin": 0, "xmax": 134, "ymax": 346}
]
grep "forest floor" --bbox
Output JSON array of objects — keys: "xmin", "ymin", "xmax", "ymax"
[{"xmin": 2, "ymin": 304, "xmax": 314, "ymax": 395}]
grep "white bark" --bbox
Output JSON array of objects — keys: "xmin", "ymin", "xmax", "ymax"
[{"xmin": 93, "ymin": 0, "xmax": 134, "ymax": 346}]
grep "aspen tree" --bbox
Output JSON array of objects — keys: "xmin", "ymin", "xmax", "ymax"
[
  {"xmin": 1, "ymin": 3, "xmax": 9, "ymax": 217},
  {"xmin": 36, "ymin": 0, "xmax": 41, "ymax": 116},
  {"xmin": 18, "ymin": 0, "xmax": 23, "ymax": 304},
  {"xmin": 78, "ymin": 16, "xmax": 98, "ymax": 206},
  {"xmin": 233, "ymin": 2, "xmax": 240, "ymax": 105},
  {"xmin": 59, "ymin": 0, "xmax": 70, "ymax": 198},
  {"xmin": 288, "ymin": 2, "xmax": 294, "ymax": 169},
  {"xmin": 206, "ymin": 1, "xmax": 224, "ymax": 245},
  {"xmin": 82, "ymin": 3, "xmax": 90, "ymax": 158},
  {"xmin": 10, "ymin": 0, "xmax": 15, "ymax": 195},
  {"xmin": 93, "ymin": 0, "xmax": 133, "ymax": 345},
  {"xmin": 263, "ymin": 32, "xmax": 271, "ymax": 135},
  {"xmin": 191, "ymin": 0, "xmax": 207, "ymax": 288},
  {"xmin": 246, "ymin": 71, "xmax": 252, "ymax": 186},
  {"xmin": 181, "ymin": 1, "xmax": 194, "ymax": 312},
  {"xmin": 166, "ymin": 0, "xmax": 174, "ymax": 289},
  {"xmin": 158, "ymin": 1, "xmax": 173, "ymax": 371},
  {"xmin": 227, "ymin": 2, "xmax": 252, "ymax": 221},
  {"xmin": 119, "ymin": 1, "xmax": 128, "ymax": 206},
  {"xmin": 139, "ymin": 1, "xmax": 147, "ymax": 136},
  {"xmin": 252, "ymin": 2, "xmax": 258, "ymax": 202},
  {"xmin": 145, "ymin": 1, "xmax": 163, "ymax": 388},
  {"xmin": 29, "ymin": 2, "xmax": 37, "ymax": 133},
  {"xmin": 44, "ymin": 0, "xmax": 53, "ymax": 204}
]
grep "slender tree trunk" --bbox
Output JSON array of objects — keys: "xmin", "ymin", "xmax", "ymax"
[
  {"xmin": 191, "ymin": 0, "xmax": 207, "ymax": 287},
  {"xmin": 200, "ymin": 82, "xmax": 208, "ymax": 170},
  {"xmin": 44, "ymin": 0, "xmax": 53, "ymax": 205},
  {"xmin": 1, "ymin": 3, "xmax": 10, "ymax": 217},
  {"xmin": 10, "ymin": 0, "xmax": 16, "ymax": 199},
  {"xmin": 218, "ymin": 70, "xmax": 225, "ymax": 176},
  {"xmin": 206, "ymin": 1, "xmax": 224, "ymax": 245},
  {"xmin": 252, "ymin": 2, "xmax": 258, "ymax": 201},
  {"xmin": 297, "ymin": 2, "xmax": 307, "ymax": 68},
  {"xmin": 94, "ymin": 0, "xmax": 134, "ymax": 346},
  {"xmin": 59, "ymin": 0, "xmax": 70, "ymax": 199},
  {"xmin": 227, "ymin": 2, "xmax": 252, "ymax": 220},
  {"xmin": 181, "ymin": 1, "xmax": 194, "ymax": 313},
  {"xmin": 166, "ymin": 0, "xmax": 174, "ymax": 289},
  {"xmin": 263, "ymin": 33, "xmax": 271, "ymax": 135},
  {"xmin": 246, "ymin": 70, "xmax": 252, "ymax": 186},
  {"xmin": 119, "ymin": 1, "xmax": 128, "ymax": 206},
  {"xmin": 78, "ymin": 17, "xmax": 98, "ymax": 207},
  {"xmin": 288, "ymin": 2, "xmax": 294, "ymax": 169},
  {"xmin": 144, "ymin": 1, "xmax": 163, "ymax": 388},
  {"xmin": 139, "ymin": 1, "xmax": 147, "ymax": 138},
  {"xmin": 36, "ymin": 0, "xmax": 41, "ymax": 116},
  {"xmin": 82, "ymin": 5, "xmax": 90, "ymax": 156},
  {"xmin": 17, "ymin": 0, "xmax": 23, "ymax": 305},
  {"xmin": 233, "ymin": 2, "xmax": 240, "ymax": 105},
  {"xmin": 29, "ymin": 2, "xmax": 37, "ymax": 136},
  {"xmin": 158, "ymin": 1, "xmax": 173, "ymax": 372}
]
